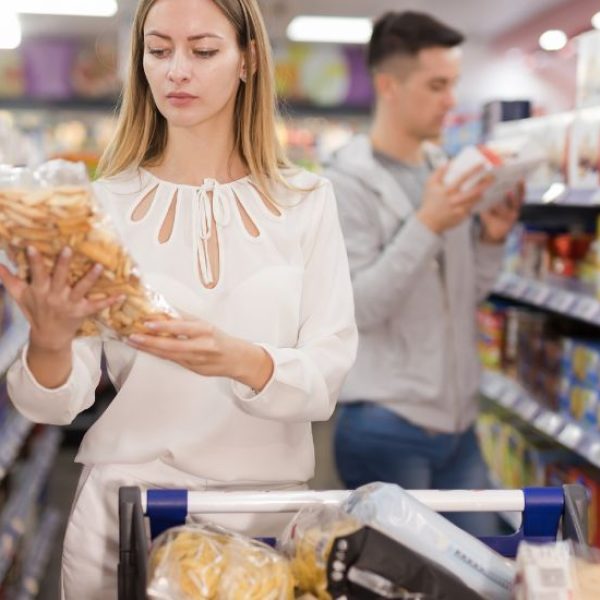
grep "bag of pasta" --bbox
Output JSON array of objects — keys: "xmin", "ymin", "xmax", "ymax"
[
  {"xmin": 0, "ymin": 159, "xmax": 177, "ymax": 339},
  {"xmin": 147, "ymin": 524, "xmax": 294, "ymax": 600}
]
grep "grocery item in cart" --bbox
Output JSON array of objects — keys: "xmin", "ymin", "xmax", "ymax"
[
  {"xmin": 0, "ymin": 160, "xmax": 178, "ymax": 339},
  {"xmin": 345, "ymin": 483, "xmax": 515, "ymax": 600},
  {"xmin": 515, "ymin": 540, "xmax": 600, "ymax": 600},
  {"xmin": 147, "ymin": 524, "xmax": 294, "ymax": 600},
  {"xmin": 280, "ymin": 503, "xmax": 485, "ymax": 600}
]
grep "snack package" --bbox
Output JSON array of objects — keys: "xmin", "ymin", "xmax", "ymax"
[
  {"xmin": 515, "ymin": 541, "xmax": 600, "ymax": 600},
  {"xmin": 147, "ymin": 524, "xmax": 294, "ymax": 600},
  {"xmin": 279, "ymin": 504, "xmax": 485, "ymax": 600},
  {"xmin": 279, "ymin": 504, "xmax": 362, "ymax": 599},
  {"xmin": 0, "ymin": 160, "xmax": 178, "ymax": 339},
  {"xmin": 344, "ymin": 483, "xmax": 515, "ymax": 600},
  {"xmin": 444, "ymin": 138, "xmax": 545, "ymax": 212}
]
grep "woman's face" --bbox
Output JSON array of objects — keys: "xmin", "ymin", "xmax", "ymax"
[{"xmin": 143, "ymin": 0, "xmax": 244, "ymax": 130}]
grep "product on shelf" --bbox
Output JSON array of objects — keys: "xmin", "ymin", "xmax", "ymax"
[
  {"xmin": 568, "ymin": 110, "xmax": 600, "ymax": 190},
  {"xmin": 491, "ymin": 113, "xmax": 571, "ymax": 190},
  {"xmin": 0, "ymin": 160, "xmax": 178, "ymax": 339},
  {"xmin": 501, "ymin": 223, "xmax": 600, "ymax": 298}
]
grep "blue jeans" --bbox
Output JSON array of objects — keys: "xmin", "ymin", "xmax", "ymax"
[{"xmin": 334, "ymin": 402, "xmax": 500, "ymax": 536}]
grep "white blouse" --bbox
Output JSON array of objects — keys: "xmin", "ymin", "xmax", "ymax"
[{"xmin": 7, "ymin": 167, "xmax": 357, "ymax": 486}]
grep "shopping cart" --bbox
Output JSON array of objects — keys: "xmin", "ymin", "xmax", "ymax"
[{"xmin": 118, "ymin": 484, "xmax": 589, "ymax": 600}]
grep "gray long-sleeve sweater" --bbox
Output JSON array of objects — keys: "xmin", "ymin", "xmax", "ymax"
[{"xmin": 325, "ymin": 135, "xmax": 504, "ymax": 433}]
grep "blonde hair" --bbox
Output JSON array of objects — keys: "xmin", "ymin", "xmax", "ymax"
[{"xmin": 97, "ymin": 0, "xmax": 292, "ymax": 198}]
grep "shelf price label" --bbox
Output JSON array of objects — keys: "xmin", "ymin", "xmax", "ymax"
[
  {"xmin": 548, "ymin": 291, "xmax": 575, "ymax": 314},
  {"xmin": 573, "ymin": 297, "xmax": 600, "ymax": 322},
  {"xmin": 583, "ymin": 441, "xmax": 600, "ymax": 468},
  {"xmin": 535, "ymin": 413, "xmax": 565, "ymax": 437},
  {"xmin": 484, "ymin": 375, "xmax": 505, "ymax": 399},
  {"xmin": 557, "ymin": 423, "xmax": 584, "ymax": 449},
  {"xmin": 499, "ymin": 387, "xmax": 520, "ymax": 409},
  {"xmin": 515, "ymin": 398, "xmax": 540, "ymax": 422}
]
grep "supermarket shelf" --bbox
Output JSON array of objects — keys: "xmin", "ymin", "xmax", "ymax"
[
  {"xmin": 488, "ymin": 475, "xmax": 522, "ymax": 531},
  {"xmin": 13, "ymin": 508, "xmax": 62, "ymax": 600},
  {"xmin": 492, "ymin": 272, "xmax": 600, "ymax": 326},
  {"xmin": 0, "ymin": 96, "xmax": 372, "ymax": 117},
  {"xmin": 0, "ymin": 408, "xmax": 33, "ymax": 481},
  {"xmin": 525, "ymin": 186, "xmax": 600, "ymax": 207},
  {"xmin": 481, "ymin": 370, "xmax": 600, "ymax": 469},
  {"xmin": 0, "ymin": 96, "xmax": 119, "ymax": 112},
  {"xmin": 0, "ymin": 427, "xmax": 62, "ymax": 584}
]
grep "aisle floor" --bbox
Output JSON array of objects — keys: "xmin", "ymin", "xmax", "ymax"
[{"xmin": 39, "ymin": 418, "xmax": 342, "ymax": 599}]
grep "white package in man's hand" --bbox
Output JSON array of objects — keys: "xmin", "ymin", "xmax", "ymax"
[{"xmin": 444, "ymin": 139, "xmax": 546, "ymax": 212}]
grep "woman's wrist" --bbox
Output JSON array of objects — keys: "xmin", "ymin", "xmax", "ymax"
[{"xmin": 228, "ymin": 337, "xmax": 274, "ymax": 393}]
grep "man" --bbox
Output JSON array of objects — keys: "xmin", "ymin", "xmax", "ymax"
[{"xmin": 326, "ymin": 11, "xmax": 521, "ymax": 534}]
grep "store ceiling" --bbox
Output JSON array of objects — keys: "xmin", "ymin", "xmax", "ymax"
[{"xmin": 18, "ymin": 0, "xmax": 573, "ymax": 43}]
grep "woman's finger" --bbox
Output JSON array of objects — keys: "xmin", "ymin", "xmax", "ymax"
[
  {"xmin": 50, "ymin": 247, "xmax": 73, "ymax": 294},
  {"xmin": 70, "ymin": 264, "xmax": 103, "ymax": 302},
  {"xmin": 85, "ymin": 294, "xmax": 126, "ymax": 317},
  {"xmin": 27, "ymin": 246, "xmax": 49, "ymax": 290},
  {"xmin": 143, "ymin": 318, "xmax": 213, "ymax": 337},
  {"xmin": 0, "ymin": 264, "xmax": 26, "ymax": 302},
  {"xmin": 127, "ymin": 333, "xmax": 204, "ymax": 354}
]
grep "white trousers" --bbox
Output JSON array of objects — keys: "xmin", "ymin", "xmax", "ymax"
[{"xmin": 60, "ymin": 460, "xmax": 303, "ymax": 600}]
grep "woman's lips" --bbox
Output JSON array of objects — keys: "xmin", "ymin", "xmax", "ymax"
[{"xmin": 166, "ymin": 93, "xmax": 198, "ymax": 107}]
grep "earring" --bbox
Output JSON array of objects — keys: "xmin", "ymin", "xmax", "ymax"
[{"xmin": 240, "ymin": 72, "xmax": 247, "ymax": 83}]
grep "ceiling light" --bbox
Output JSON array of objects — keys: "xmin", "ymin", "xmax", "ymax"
[
  {"xmin": 538, "ymin": 29, "xmax": 568, "ymax": 51},
  {"xmin": 0, "ymin": 8, "xmax": 22, "ymax": 50},
  {"xmin": 287, "ymin": 16, "xmax": 372, "ymax": 44},
  {"xmin": 592, "ymin": 11, "xmax": 600, "ymax": 29},
  {"xmin": 13, "ymin": 0, "xmax": 118, "ymax": 18}
]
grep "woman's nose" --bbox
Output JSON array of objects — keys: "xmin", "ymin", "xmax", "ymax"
[{"xmin": 167, "ymin": 51, "xmax": 192, "ymax": 83}]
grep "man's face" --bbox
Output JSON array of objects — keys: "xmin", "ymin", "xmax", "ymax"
[{"xmin": 380, "ymin": 46, "xmax": 461, "ymax": 140}]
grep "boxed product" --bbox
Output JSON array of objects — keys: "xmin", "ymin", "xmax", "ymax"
[
  {"xmin": 443, "ymin": 137, "xmax": 545, "ymax": 212},
  {"xmin": 0, "ymin": 160, "xmax": 178, "ymax": 339},
  {"xmin": 568, "ymin": 109, "xmax": 600, "ymax": 190}
]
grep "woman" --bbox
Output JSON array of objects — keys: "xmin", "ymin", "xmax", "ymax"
[{"xmin": 0, "ymin": 0, "xmax": 357, "ymax": 597}]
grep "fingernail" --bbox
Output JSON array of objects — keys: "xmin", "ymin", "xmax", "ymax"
[
  {"xmin": 144, "ymin": 322, "xmax": 158, "ymax": 329},
  {"xmin": 27, "ymin": 246, "xmax": 36, "ymax": 257},
  {"xmin": 93, "ymin": 263, "xmax": 103, "ymax": 274},
  {"xmin": 129, "ymin": 334, "xmax": 143, "ymax": 343},
  {"xmin": 62, "ymin": 247, "xmax": 72, "ymax": 258}
]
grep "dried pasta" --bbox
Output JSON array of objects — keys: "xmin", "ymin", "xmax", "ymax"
[{"xmin": 147, "ymin": 524, "xmax": 294, "ymax": 600}]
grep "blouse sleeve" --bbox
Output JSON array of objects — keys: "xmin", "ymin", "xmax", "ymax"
[
  {"xmin": 7, "ymin": 337, "xmax": 103, "ymax": 425},
  {"xmin": 231, "ymin": 180, "xmax": 358, "ymax": 422}
]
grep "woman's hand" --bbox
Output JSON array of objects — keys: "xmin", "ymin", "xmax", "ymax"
[
  {"xmin": 126, "ymin": 319, "xmax": 274, "ymax": 392},
  {"xmin": 0, "ymin": 246, "xmax": 123, "ymax": 352}
]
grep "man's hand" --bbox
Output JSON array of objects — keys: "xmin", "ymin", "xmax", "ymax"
[
  {"xmin": 479, "ymin": 182, "xmax": 524, "ymax": 244},
  {"xmin": 417, "ymin": 165, "xmax": 494, "ymax": 235}
]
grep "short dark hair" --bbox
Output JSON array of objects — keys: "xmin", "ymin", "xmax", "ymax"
[{"xmin": 367, "ymin": 11, "xmax": 464, "ymax": 70}]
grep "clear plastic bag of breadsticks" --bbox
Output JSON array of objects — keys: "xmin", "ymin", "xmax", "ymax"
[
  {"xmin": 278, "ymin": 504, "xmax": 362, "ymax": 600},
  {"xmin": 147, "ymin": 524, "xmax": 295, "ymax": 600},
  {"xmin": 0, "ymin": 159, "xmax": 178, "ymax": 339}
]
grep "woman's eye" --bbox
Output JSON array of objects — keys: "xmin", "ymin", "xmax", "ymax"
[
  {"xmin": 193, "ymin": 49, "xmax": 218, "ymax": 58},
  {"xmin": 148, "ymin": 48, "xmax": 169, "ymax": 58}
]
